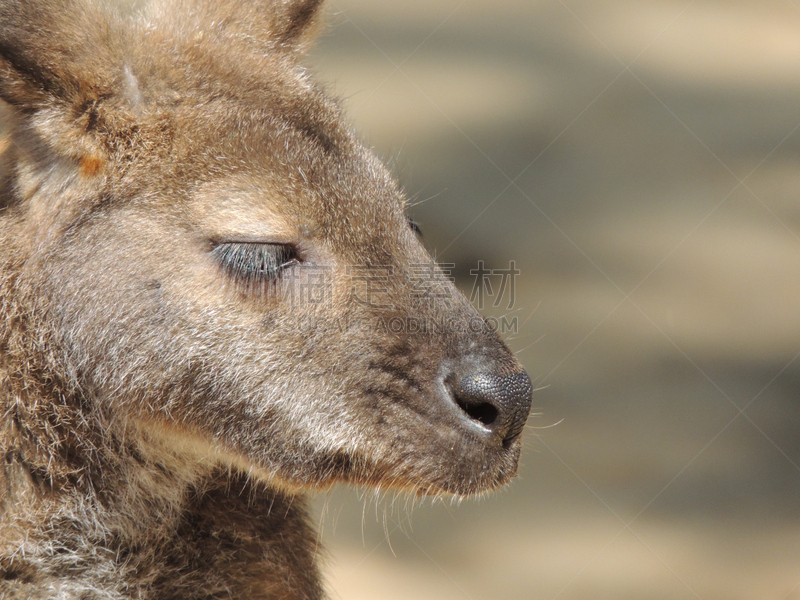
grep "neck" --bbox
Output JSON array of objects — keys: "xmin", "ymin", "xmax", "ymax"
[{"xmin": 0, "ymin": 384, "xmax": 324, "ymax": 600}]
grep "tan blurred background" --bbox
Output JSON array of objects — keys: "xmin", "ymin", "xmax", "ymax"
[{"xmin": 306, "ymin": 1, "xmax": 800, "ymax": 599}]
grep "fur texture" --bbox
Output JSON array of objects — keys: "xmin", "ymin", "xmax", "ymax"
[{"xmin": 0, "ymin": 1, "xmax": 533, "ymax": 598}]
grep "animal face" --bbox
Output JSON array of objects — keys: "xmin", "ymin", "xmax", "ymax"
[{"xmin": 0, "ymin": 0, "xmax": 532, "ymax": 498}]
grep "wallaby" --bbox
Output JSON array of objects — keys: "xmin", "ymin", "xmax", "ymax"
[{"xmin": 0, "ymin": 0, "xmax": 533, "ymax": 598}]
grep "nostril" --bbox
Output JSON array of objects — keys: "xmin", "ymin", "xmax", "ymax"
[
  {"xmin": 453, "ymin": 394, "xmax": 499, "ymax": 427},
  {"xmin": 448, "ymin": 373, "xmax": 503, "ymax": 430},
  {"xmin": 446, "ymin": 369, "xmax": 533, "ymax": 441}
]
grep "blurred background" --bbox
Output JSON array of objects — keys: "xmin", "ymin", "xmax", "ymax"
[{"xmin": 306, "ymin": 1, "xmax": 800, "ymax": 599}]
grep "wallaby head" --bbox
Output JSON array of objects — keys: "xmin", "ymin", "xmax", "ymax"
[{"xmin": 0, "ymin": 0, "xmax": 533, "ymax": 595}]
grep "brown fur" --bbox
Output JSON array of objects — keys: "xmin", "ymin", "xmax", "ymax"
[{"xmin": 0, "ymin": 1, "xmax": 533, "ymax": 598}]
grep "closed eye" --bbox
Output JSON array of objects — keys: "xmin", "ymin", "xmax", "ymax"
[
  {"xmin": 212, "ymin": 242, "xmax": 299, "ymax": 284},
  {"xmin": 407, "ymin": 216, "xmax": 423, "ymax": 237}
]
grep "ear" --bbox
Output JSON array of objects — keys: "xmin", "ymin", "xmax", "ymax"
[
  {"xmin": 0, "ymin": 1, "xmax": 60, "ymax": 108},
  {"xmin": 0, "ymin": 0, "xmax": 116, "ymax": 110},
  {"xmin": 149, "ymin": 0, "xmax": 326, "ymax": 54},
  {"xmin": 275, "ymin": 0, "xmax": 325, "ymax": 49}
]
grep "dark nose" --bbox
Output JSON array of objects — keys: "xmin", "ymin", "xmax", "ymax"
[{"xmin": 450, "ymin": 369, "xmax": 533, "ymax": 446}]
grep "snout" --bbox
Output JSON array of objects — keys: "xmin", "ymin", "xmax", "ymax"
[{"xmin": 445, "ymin": 362, "xmax": 533, "ymax": 447}]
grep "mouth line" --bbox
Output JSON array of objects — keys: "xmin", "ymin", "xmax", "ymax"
[{"xmin": 502, "ymin": 432, "xmax": 521, "ymax": 449}]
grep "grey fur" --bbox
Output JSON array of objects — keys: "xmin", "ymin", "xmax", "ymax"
[{"xmin": 0, "ymin": 1, "xmax": 532, "ymax": 598}]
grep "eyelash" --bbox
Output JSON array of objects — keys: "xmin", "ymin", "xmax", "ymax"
[
  {"xmin": 212, "ymin": 242, "xmax": 299, "ymax": 286},
  {"xmin": 407, "ymin": 216, "xmax": 422, "ymax": 237}
]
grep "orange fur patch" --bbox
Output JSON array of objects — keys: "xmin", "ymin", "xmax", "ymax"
[{"xmin": 79, "ymin": 155, "xmax": 104, "ymax": 177}]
